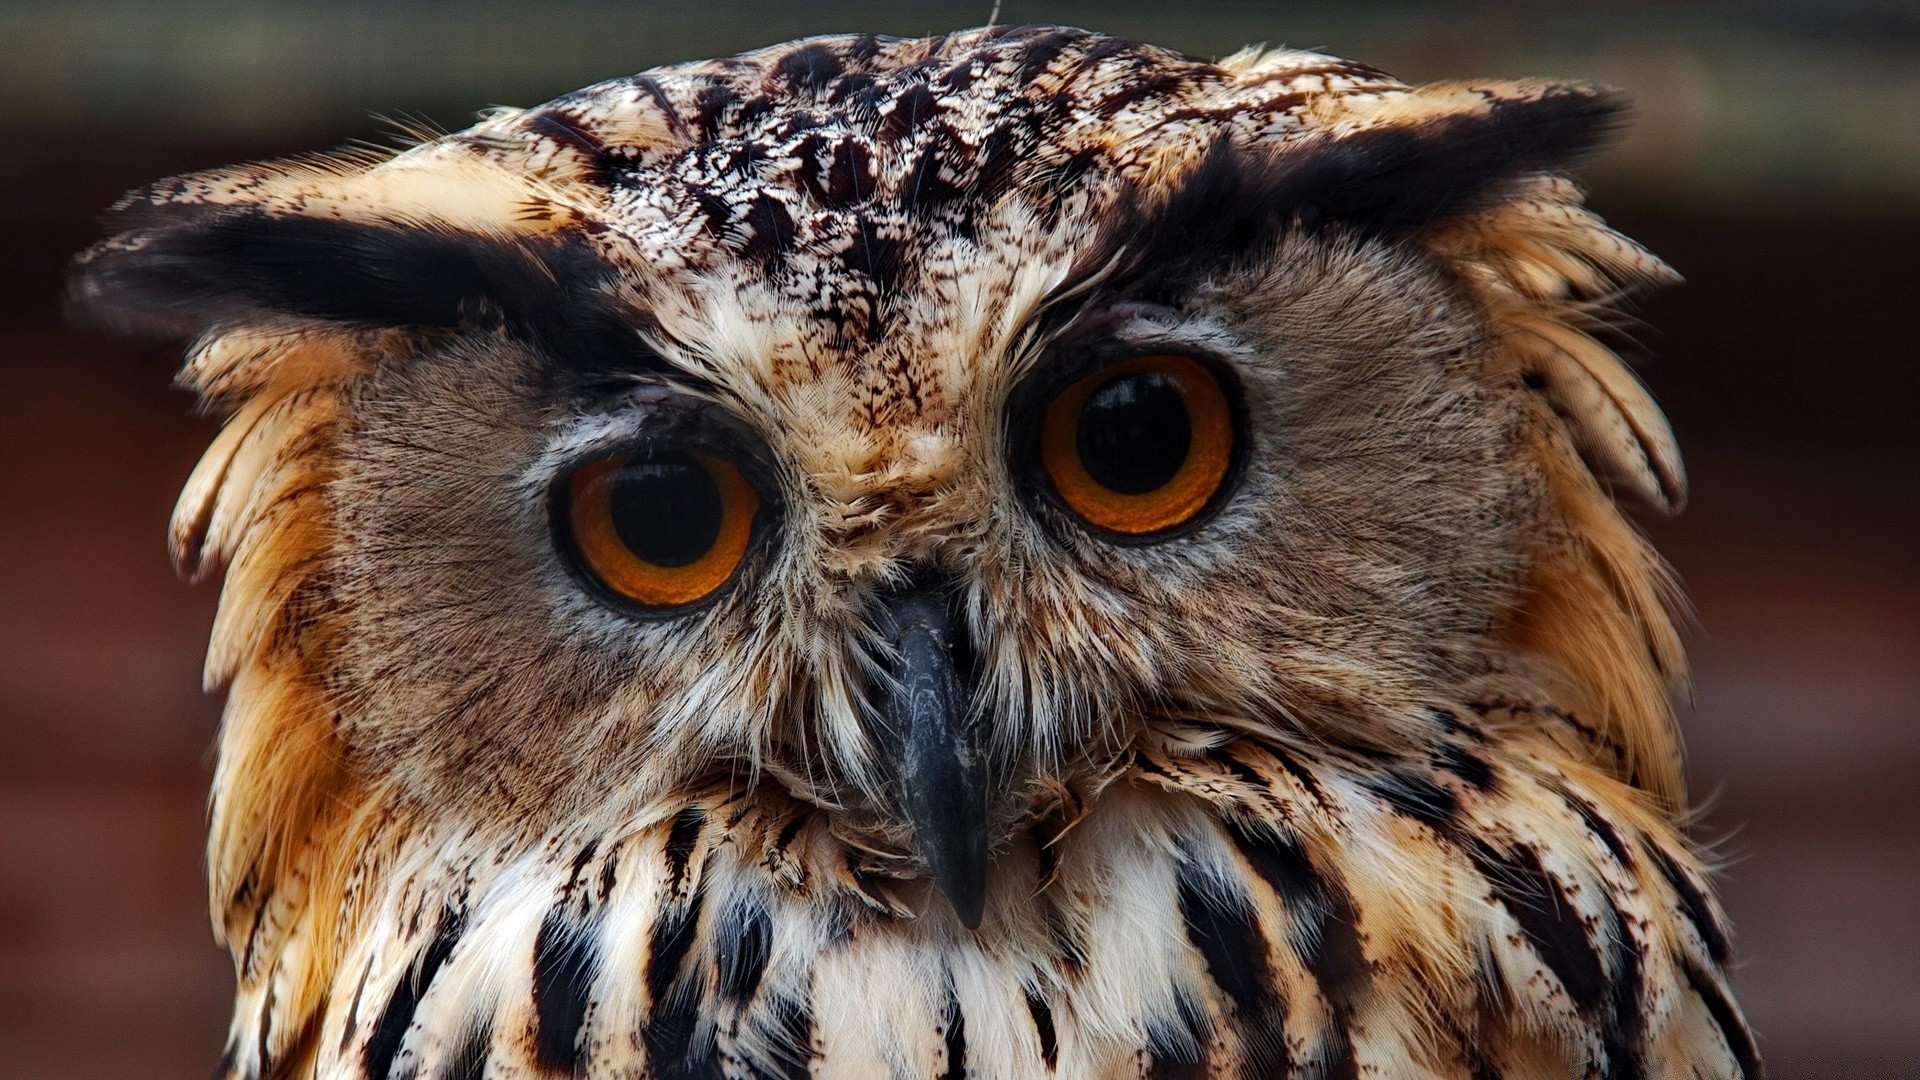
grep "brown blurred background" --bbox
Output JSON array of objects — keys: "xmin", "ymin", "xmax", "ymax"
[{"xmin": 1, "ymin": 2, "xmax": 1916, "ymax": 1077}]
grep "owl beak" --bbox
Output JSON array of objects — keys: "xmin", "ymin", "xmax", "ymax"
[{"xmin": 872, "ymin": 574, "xmax": 989, "ymax": 929}]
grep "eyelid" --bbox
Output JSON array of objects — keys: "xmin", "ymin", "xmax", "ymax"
[
  {"xmin": 559, "ymin": 389, "xmax": 783, "ymax": 493},
  {"xmin": 1027, "ymin": 315, "xmax": 1224, "ymax": 395}
]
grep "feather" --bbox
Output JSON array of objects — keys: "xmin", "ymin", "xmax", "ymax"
[
  {"xmin": 1427, "ymin": 176, "xmax": 1688, "ymax": 517},
  {"xmin": 170, "ymin": 388, "xmax": 274, "ymax": 580},
  {"xmin": 1512, "ymin": 309, "xmax": 1688, "ymax": 514}
]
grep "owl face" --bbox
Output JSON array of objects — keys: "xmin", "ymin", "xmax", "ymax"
[
  {"xmin": 328, "ymin": 222, "xmax": 1533, "ymax": 816},
  {"xmin": 326, "ymin": 237, "xmax": 1534, "ymax": 935},
  {"xmin": 73, "ymin": 26, "xmax": 1685, "ymax": 928}
]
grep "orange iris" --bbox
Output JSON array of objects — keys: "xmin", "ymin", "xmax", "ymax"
[
  {"xmin": 1039, "ymin": 354, "xmax": 1235, "ymax": 536},
  {"xmin": 565, "ymin": 450, "xmax": 759, "ymax": 609}
]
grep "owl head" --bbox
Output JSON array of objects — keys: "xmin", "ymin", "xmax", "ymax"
[{"xmin": 72, "ymin": 27, "xmax": 1686, "ymax": 932}]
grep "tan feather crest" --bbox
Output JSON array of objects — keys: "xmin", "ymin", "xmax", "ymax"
[
  {"xmin": 1428, "ymin": 179, "xmax": 1687, "ymax": 516},
  {"xmin": 168, "ymin": 327, "xmax": 377, "ymax": 1076}
]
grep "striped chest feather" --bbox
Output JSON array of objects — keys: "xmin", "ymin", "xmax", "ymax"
[{"xmin": 216, "ymin": 716, "xmax": 1755, "ymax": 1080}]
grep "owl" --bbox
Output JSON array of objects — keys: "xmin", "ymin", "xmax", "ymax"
[{"xmin": 71, "ymin": 25, "xmax": 1756, "ymax": 1080}]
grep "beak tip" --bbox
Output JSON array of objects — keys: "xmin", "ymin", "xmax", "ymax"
[{"xmin": 938, "ymin": 867, "xmax": 987, "ymax": 930}]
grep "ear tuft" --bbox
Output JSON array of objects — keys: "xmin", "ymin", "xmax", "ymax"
[
  {"xmin": 1284, "ymin": 79, "xmax": 1633, "ymax": 235},
  {"xmin": 70, "ymin": 204, "xmax": 587, "ymax": 341},
  {"xmin": 1085, "ymin": 80, "xmax": 1634, "ymax": 301},
  {"xmin": 67, "ymin": 146, "xmax": 607, "ymax": 343}
]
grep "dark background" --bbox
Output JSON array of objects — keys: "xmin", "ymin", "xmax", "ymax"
[{"xmin": 1, "ymin": 2, "xmax": 1915, "ymax": 1076}]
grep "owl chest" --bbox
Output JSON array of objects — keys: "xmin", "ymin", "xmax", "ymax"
[{"xmin": 295, "ymin": 748, "xmax": 1743, "ymax": 1080}]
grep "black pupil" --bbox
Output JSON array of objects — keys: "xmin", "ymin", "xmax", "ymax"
[
  {"xmin": 1076, "ymin": 371, "xmax": 1192, "ymax": 494},
  {"xmin": 607, "ymin": 451, "xmax": 724, "ymax": 568}
]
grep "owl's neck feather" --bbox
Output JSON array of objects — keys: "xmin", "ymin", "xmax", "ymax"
[
  {"xmin": 205, "ymin": 676, "xmax": 1750, "ymax": 1079},
  {"xmin": 1506, "ymin": 436, "xmax": 1690, "ymax": 812}
]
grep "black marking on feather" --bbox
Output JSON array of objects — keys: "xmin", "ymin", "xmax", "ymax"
[
  {"xmin": 1148, "ymin": 1055, "xmax": 1210, "ymax": 1080},
  {"xmin": 774, "ymin": 43, "xmax": 845, "ymax": 94},
  {"xmin": 438, "ymin": 1019, "xmax": 492, "ymax": 1080},
  {"xmin": 664, "ymin": 808, "xmax": 706, "ymax": 896},
  {"xmin": 841, "ymin": 217, "xmax": 905, "ymax": 304},
  {"xmin": 644, "ymin": 885, "xmax": 717, "ymax": 1079},
  {"xmin": 1225, "ymin": 820, "xmax": 1366, "ymax": 1080},
  {"xmin": 1466, "ymin": 841, "xmax": 1607, "ymax": 1014},
  {"xmin": 897, "ymin": 145, "xmax": 961, "ymax": 213},
  {"xmin": 1206, "ymin": 746, "xmax": 1269, "ymax": 793},
  {"xmin": 1093, "ymin": 66, "xmax": 1200, "ymax": 119},
  {"xmin": 1463, "ymin": 1038, "xmax": 1504, "ymax": 1080},
  {"xmin": 562, "ymin": 838, "xmax": 601, "ymax": 899},
  {"xmin": 939, "ymin": 985, "xmax": 968, "ymax": 1080},
  {"xmin": 1646, "ymin": 844, "xmax": 1731, "ymax": 965},
  {"xmin": 526, "ymin": 108, "xmax": 615, "ymax": 181},
  {"xmin": 364, "ymin": 907, "xmax": 466, "ymax": 1080},
  {"xmin": 1434, "ymin": 743, "xmax": 1495, "ymax": 791},
  {"xmin": 1570, "ymin": 795, "xmax": 1635, "ymax": 869},
  {"xmin": 823, "ymin": 139, "xmax": 875, "ymax": 208},
  {"xmin": 968, "ymin": 123, "xmax": 1025, "ymax": 204},
  {"xmin": 598, "ymin": 848, "xmax": 621, "ymax": 902},
  {"xmin": 107, "ymin": 212, "xmax": 516, "ymax": 326},
  {"xmin": 76, "ymin": 210, "xmax": 551, "ymax": 328},
  {"xmin": 692, "ymin": 80, "xmax": 742, "ymax": 141},
  {"xmin": 844, "ymin": 866, "xmax": 887, "ymax": 912},
  {"xmin": 1366, "ymin": 769, "xmax": 1459, "ymax": 832},
  {"xmin": 1175, "ymin": 855, "xmax": 1290, "ymax": 1078},
  {"xmin": 1031, "ymin": 821, "xmax": 1056, "ymax": 873},
  {"xmin": 1432, "ymin": 707, "xmax": 1489, "ymax": 743},
  {"xmin": 1025, "ymin": 987, "xmax": 1059, "ymax": 1071},
  {"xmin": 531, "ymin": 909, "xmax": 599, "ymax": 1073},
  {"xmin": 1683, "ymin": 959, "xmax": 1760, "ymax": 1079},
  {"xmin": 1144, "ymin": 990, "xmax": 1212, "ymax": 1080},
  {"xmin": 878, "ymin": 81, "xmax": 943, "ymax": 143},
  {"xmin": 238, "ymin": 883, "xmax": 273, "ymax": 977},
  {"xmin": 1599, "ymin": 891, "xmax": 1647, "ymax": 1080},
  {"xmin": 1132, "ymin": 753, "xmax": 1176, "ymax": 781},
  {"xmin": 341, "ymin": 958, "xmax": 374, "ymax": 1053},
  {"xmin": 1014, "ymin": 27, "xmax": 1078, "ymax": 82},
  {"xmin": 1263, "ymin": 746, "xmax": 1327, "ymax": 805},
  {"xmin": 714, "ymin": 897, "xmax": 773, "ymax": 1005},
  {"xmin": 740, "ymin": 193, "xmax": 797, "ymax": 266},
  {"xmin": 264, "ymin": 1012, "xmax": 324, "ymax": 1080},
  {"xmin": 688, "ymin": 184, "xmax": 733, "ymax": 236},
  {"xmin": 647, "ymin": 886, "xmax": 707, "ymax": 1004},
  {"xmin": 773, "ymin": 813, "xmax": 809, "ymax": 856},
  {"xmin": 847, "ymin": 31, "xmax": 885, "ymax": 63}
]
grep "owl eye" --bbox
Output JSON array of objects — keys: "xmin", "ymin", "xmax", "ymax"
[
  {"xmin": 1038, "ymin": 354, "xmax": 1237, "ymax": 537},
  {"xmin": 560, "ymin": 448, "xmax": 761, "ymax": 611}
]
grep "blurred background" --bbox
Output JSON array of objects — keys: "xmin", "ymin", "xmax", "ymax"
[{"xmin": 1, "ymin": 1, "xmax": 1915, "ymax": 1076}]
